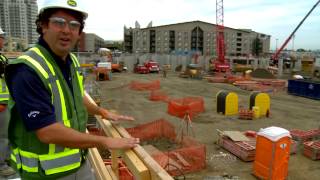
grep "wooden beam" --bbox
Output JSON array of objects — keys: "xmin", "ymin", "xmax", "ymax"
[
  {"xmin": 110, "ymin": 123, "xmax": 174, "ymax": 180},
  {"xmin": 97, "ymin": 116, "xmax": 151, "ymax": 180},
  {"xmin": 87, "ymin": 93, "xmax": 172, "ymax": 179},
  {"xmin": 88, "ymin": 147, "xmax": 115, "ymax": 180},
  {"xmin": 106, "ymin": 165, "xmax": 118, "ymax": 180}
]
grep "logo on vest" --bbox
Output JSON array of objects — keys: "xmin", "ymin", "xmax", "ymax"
[{"xmin": 28, "ymin": 111, "xmax": 40, "ymax": 118}]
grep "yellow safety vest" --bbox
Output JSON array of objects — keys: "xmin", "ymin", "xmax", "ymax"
[
  {"xmin": 8, "ymin": 45, "xmax": 87, "ymax": 177},
  {"xmin": 0, "ymin": 54, "xmax": 9, "ymax": 102}
]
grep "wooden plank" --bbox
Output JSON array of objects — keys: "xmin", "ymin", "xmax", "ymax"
[
  {"xmin": 121, "ymin": 150, "xmax": 150, "ymax": 180},
  {"xmin": 88, "ymin": 147, "xmax": 115, "ymax": 180},
  {"xmin": 112, "ymin": 123, "xmax": 174, "ymax": 180},
  {"xmin": 88, "ymin": 93, "xmax": 172, "ymax": 180},
  {"xmin": 143, "ymin": 145, "xmax": 162, "ymax": 155},
  {"xmin": 97, "ymin": 116, "xmax": 151, "ymax": 180},
  {"xmin": 106, "ymin": 165, "xmax": 118, "ymax": 180},
  {"xmin": 111, "ymin": 150, "xmax": 119, "ymax": 179},
  {"xmin": 223, "ymin": 131, "xmax": 249, "ymax": 142}
]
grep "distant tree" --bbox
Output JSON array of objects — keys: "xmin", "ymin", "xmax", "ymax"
[
  {"xmin": 297, "ymin": 48, "xmax": 306, "ymax": 52},
  {"xmin": 105, "ymin": 41, "xmax": 124, "ymax": 51}
]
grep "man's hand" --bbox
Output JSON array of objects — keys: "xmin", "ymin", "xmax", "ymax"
[
  {"xmin": 102, "ymin": 137, "xmax": 140, "ymax": 149},
  {"xmin": 99, "ymin": 108, "xmax": 135, "ymax": 122}
]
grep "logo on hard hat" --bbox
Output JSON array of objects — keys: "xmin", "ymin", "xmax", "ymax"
[{"xmin": 67, "ymin": 0, "xmax": 77, "ymax": 7}]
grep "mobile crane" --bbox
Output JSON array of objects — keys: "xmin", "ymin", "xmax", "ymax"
[{"xmin": 271, "ymin": 0, "xmax": 320, "ymax": 64}]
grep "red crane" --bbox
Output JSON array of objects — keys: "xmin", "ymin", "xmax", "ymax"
[
  {"xmin": 214, "ymin": 0, "xmax": 230, "ymax": 72},
  {"xmin": 271, "ymin": 0, "xmax": 320, "ymax": 63}
]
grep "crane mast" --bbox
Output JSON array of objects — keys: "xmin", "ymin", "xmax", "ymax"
[{"xmin": 214, "ymin": 0, "xmax": 230, "ymax": 72}]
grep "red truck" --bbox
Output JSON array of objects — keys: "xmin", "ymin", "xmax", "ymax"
[
  {"xmin": 144, "ymin": 60, "xmax": 160, "ymax": 73},
  {"xmin": 134, "ymin": 64, "xmax": 149, "ymax": 74}
]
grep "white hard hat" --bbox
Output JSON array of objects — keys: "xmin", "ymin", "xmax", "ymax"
[
  {"xmin": 40, "ymin": 0, "xmax": 88, "ymax": 19},
  {"xmin": 0, "ymin": 27, "xmax": 5, "ymax": 35}
]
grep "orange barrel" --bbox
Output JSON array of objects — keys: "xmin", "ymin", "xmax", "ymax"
[{"xmin": 253, "ymin": 126, "xmax": 291, "ymax": 180}]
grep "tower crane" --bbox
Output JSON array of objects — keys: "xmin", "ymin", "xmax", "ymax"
[{"xmin": 213, "ymin": 0, "xmax": 230, "ymax": 72}]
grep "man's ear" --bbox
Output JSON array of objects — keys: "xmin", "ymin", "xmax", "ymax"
[{"xmin": 41, "ymin": 22, "xmax": 49, "ymax": 34}]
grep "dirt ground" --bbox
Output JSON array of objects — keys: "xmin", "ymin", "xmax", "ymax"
[{"xmin": 88, "ymin": 71, "xmax": 320, "ymax": 180}]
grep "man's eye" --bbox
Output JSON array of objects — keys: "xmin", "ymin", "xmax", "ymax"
[{"xmin": 56, "ymin": 20, "xmax": 66, "ymax": 26}]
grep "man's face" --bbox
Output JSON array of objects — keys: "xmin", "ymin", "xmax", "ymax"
[
  {"xmin": 42, "ymin": 10, "xmax": 82, "ymax": 59},
  {"xmin": 0, "ymin": 35, "xmax": 4, "ymax": 49}
]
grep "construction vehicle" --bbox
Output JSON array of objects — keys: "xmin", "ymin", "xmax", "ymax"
[
  {"xmin": 134, "ymin": 64, "xmax": 149, "ymax": 74},
  {"xmin": 97, "ymin": 48, "xmax": 125, "ymax": 72},
  {"xmin": 271, "ymin": 0, "xmax": 320, "ymax": 65},
  {"xmin": 144, "ymin": 60, "xmax": 160, "ymax": 73},
  {"xmin": 211, "ymin": 0, "xmax": 230, "ymax": 72},
  {"xmin": 179, "ymin": 64, "xmax": 203, "ymax": 79},
  {"xmin": 95, "ymin": 62, "xmax": 111, "ymax": 81}
]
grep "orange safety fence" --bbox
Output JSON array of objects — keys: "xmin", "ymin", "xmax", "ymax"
[
  {"xmin": 149, "ymin": 90, "xmax": 170, "ymax": 102},
  {"xmin": 126, "ymin": 119, "xmax": 206, "ymax": 176},
  {"xmin": 129, "ymin": 80, "xmax": 161, "ymax": 91},
  {"xmin": 167, "ymin": 97, "xmax": 205, "ymax": 119},
  {"xmin": 126, "ymin": 119, "xmax": 176, "ymax": 141}
]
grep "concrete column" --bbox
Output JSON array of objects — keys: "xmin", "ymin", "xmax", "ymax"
[{"xmin": 278, "ymin": 58, "xmax": 283, "ymax": 77}]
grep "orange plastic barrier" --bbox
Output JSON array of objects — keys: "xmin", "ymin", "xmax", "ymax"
[
  {"xmin": 126, "ymin": 119, "xmax": 176, "ymax": 141},
  {"xmin": 149, "ymin": 90, "xmax": 170, "ymax": 102},
  {"xmin": 126, "ymin": 119, "xmax": 206, "ymax": 176},
  {"xmin": 167, "ymin": 97, "xmax": 205, "ymax": 119},
  {"xmin": 129, "ymin": 80, "xmax": 160, "ymax": 91}
]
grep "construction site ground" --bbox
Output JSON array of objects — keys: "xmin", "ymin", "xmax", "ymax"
[{"xmin": 88, "ymin": 71, "xmax": 320, "ymax": 180}]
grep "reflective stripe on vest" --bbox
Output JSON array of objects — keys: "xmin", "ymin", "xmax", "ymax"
[
  {"xmin": 10, "ymin": 148, "xmax": 21, "ymax": 169},
  {"xmin": 70, "ymin": 54, "xmax": 84, "ymax": 96},
  {"xmin": 25, "ymin": 49, "xmax": 69, "ymax": 128},
  {"xmin": 0, "ymin": 55, "xmax": 9, "ymax": 101},
  {"xmin": 11, "ymin": 47, "xmax": 83, "ymax": 175},
  {"xmin": 11, "ymin": 148, "xmax": 81, "ymax": 175}
]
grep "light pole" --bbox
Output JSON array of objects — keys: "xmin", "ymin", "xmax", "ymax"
[
  {"xmin": 275, "ymin": 38, "xmax": 278, "ymax": 52},
  {"xmin": 292, "ymin": 34, "xmax": 295, "ymax": 51}
]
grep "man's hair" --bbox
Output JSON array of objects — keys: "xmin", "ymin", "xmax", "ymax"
[{"xmin": 35, "ymin": 8, "xmax": 85, "ymax": 35}]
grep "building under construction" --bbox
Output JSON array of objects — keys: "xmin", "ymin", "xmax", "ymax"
[{"xmin": 124, "ymin": 20, "xmax": 270, "ymax": 56}]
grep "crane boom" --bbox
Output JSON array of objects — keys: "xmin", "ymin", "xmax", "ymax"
[{"xmin": 272, "ymin": 0, "xmax": 320, "ymax": 61}]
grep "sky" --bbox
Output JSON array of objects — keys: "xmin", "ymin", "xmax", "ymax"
[{"xmin": 37, "ymin": 0, "xmax": 320, "ymax": 50}]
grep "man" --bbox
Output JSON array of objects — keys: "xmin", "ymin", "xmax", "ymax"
[
  {"xmin": 5, "ymin": 0, "xmax": 139, "ymax": 179},
  {"xmin": 0, "ymin": 27, "xmax": 16, "ymax": 177}
]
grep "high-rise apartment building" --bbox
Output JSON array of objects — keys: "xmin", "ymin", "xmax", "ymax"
[
  {"xmin": 124, "ymin": 20, "xmax": 270, "ymax": 56},
  {"xmin": 0, "ymin": 0, "xmax": 38, "ymax": 45}
]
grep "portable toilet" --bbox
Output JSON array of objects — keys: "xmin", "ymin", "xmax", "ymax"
[
  {"xmin": 216, "ymin": 90, "xmax": 238, "ymax": 115},
  {"xmin": 249, "ymin": 92, "xmax": 270, "ymax": 116},
  {"xmin": 253, "ymin": 126, "xmax": 291, "ymax": 180}
]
